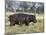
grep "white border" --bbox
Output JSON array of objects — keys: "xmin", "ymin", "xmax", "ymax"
[
  {"xmin": 0, "ymin": 0, "xmax": 5, "ymax": 35},
  {"xmin": 0, "ymin": 0, "xmax": 46, "ymax": 35}
]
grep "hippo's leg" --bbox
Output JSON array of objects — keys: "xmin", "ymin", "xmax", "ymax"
[
  {"xmin": 19, "ymin": 22, "xmax": 22, "ymax": 26},
  {"xmin": 10, "ymin": 21, "xmax": 15, "ymax": 26},
  {"xmin": 25, "ymin": 22, "xmax": 29, "ymax": 26}
]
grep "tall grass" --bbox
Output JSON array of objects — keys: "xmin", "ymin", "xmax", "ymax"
[{"xmin": 5, "ymin": 12, "xmax": 44, "ymax": 34}]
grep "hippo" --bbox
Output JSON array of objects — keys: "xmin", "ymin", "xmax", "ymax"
[{"xmin": 9, "ymin": 13, "xmax": 37, "ymax": 26}]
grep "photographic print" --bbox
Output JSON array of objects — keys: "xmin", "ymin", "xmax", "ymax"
[{"xmin": 5, "ymin": 0, "xmax": 44, "ymax": 35}]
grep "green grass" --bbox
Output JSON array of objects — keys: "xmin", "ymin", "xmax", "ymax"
[{"xmin": 5, "ymin": 12, "xmax": 44, "ymax": 34}]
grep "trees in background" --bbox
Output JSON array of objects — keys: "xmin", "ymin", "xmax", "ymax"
[
  {"xmin": 7, "ymin": 1, "xmax": 16, "ymax": 12},
  {"xmin": 5, "ymin": 1, "xmax": 44, "ymax": 14},
  {"xmin": 19, "ymin": 1, "xmax": 29, "ymax": 12}
]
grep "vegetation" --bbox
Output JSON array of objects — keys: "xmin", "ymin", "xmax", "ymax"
[
  {"xmin": 5, "ymin": 12, "xmax": 44, "ymax": 34},
  {"xmin": 5, "ymin": 1, "xmax": 44, "ymax": 13}
]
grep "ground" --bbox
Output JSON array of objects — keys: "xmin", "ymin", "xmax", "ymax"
[{"xmin": 5, "ymin": 12, "xmax": 44, "ymax": 34}]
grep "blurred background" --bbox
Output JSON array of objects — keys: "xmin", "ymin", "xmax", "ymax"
[{"xmin": 5, "ymin": 0, "xmax": 44, "ymax": 14}]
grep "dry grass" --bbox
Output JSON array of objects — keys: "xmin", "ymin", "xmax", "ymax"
[{"xmin": 5, "ymin": 12, "xmax": 44, "ymax": 35}]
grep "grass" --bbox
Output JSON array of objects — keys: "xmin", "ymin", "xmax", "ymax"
[{"xmin": 5, "ymin": 12, "xmax": 44, "ymax": 35}]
